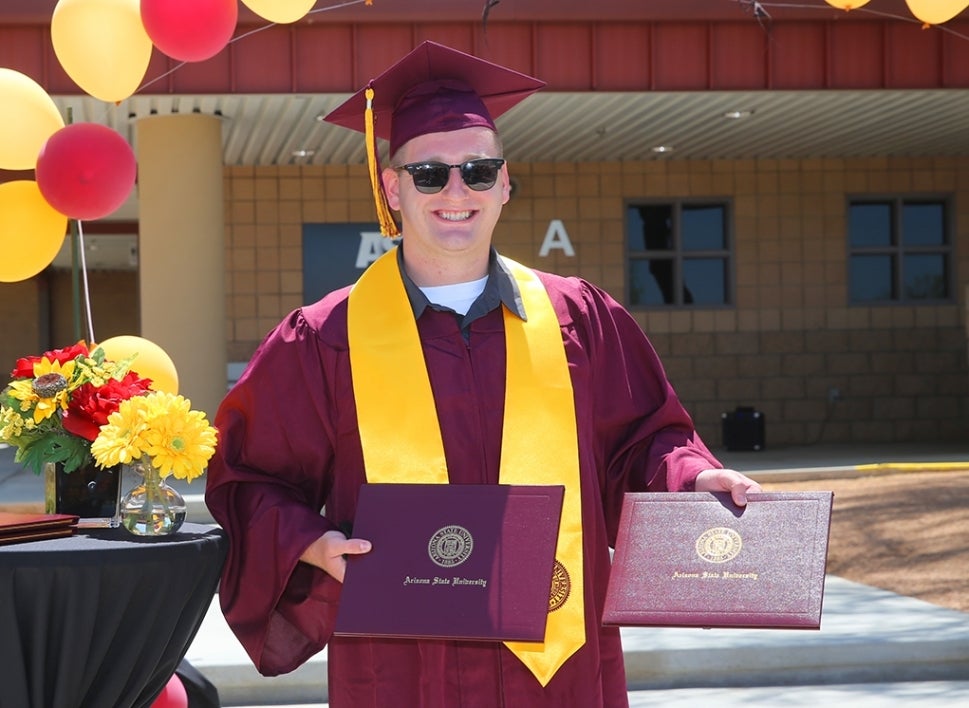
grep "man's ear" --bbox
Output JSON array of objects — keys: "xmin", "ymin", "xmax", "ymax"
[
  {"xmin": 500, "ymin": 163, "xmax": 511, "ymax": 206},
  {"xmin": 383, "ymin": 167, "xmax": 401, "ymax": 211}
]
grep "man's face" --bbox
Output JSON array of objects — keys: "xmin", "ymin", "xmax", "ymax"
[{"xmin": 383, "ymin": 126, "xmax": 510, "ymax": 282}]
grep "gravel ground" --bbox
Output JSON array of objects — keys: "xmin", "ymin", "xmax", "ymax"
[{"xmin": 764, "ymin": 470, "xmax": 969, "ymax": 613}]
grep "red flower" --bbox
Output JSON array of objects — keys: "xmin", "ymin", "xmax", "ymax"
[
  {"xmin": 62, "ymin": 372, "xmax": 153, "ymax": 441},
  {"xmin": 10, "ymin": 342, "xmax": 90, "ymax": 379}
]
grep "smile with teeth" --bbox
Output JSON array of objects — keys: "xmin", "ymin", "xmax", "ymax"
[{"xmin": 437, "ymin": 210, "xmax": 473, "ymax": 221}]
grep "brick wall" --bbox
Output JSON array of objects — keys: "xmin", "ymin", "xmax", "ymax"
[
  {"xmin": 0, "ymin": 279, "xmax": 45, "ymax": 374},
  {"xmin": 220, "ymin": 155, "xmax": 969, "ymax": 447},
  {"xmin": 47, "ymin": 270, "xmax": 140, "ymax": 346},
  {"xmin": 2, "ymin": 155, "xmax": 965, "ymax": 448},
  {"xmin": 0, "ymin": 270, "xmax": 139, "ymax": 373}
]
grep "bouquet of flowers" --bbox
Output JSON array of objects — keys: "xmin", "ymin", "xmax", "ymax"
[{"xmin": 0, "ymin": 342, "xmax": 217, "ymax": 481}]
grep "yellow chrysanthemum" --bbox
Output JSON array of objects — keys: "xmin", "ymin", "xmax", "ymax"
[
  {"xmin": 90, "ymin": 396, "xmax": 152, "ymax": 467},
  {"xmin": 90, "ymin": 391, "xmax": 217, "ymax": 482},
  {"xmin": 144, "ymin": 413, "xmax": 218, "ymax": 482}
]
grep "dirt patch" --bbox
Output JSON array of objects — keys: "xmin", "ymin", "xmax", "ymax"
[{"xmin": 764, "ymin": 470, "xmax": 969, "ymax": 613}]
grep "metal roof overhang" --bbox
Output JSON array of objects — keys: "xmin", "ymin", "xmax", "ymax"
[{"xmin": 1, "ymin": 0, "xmax": 968, "ymax": 167}]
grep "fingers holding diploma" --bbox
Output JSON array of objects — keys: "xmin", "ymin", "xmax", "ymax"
[
  {"xmin": 300, "ymin": 529, "xmax": 372, "ymax": 583},
  {"xmin": 694, "ymin": 468, "xmax": 763, "ymax": 507}
]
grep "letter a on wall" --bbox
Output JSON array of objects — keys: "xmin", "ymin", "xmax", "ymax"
[
  {"xmin": 539, "ymin": 219, "xmax": 575, "ymax": 257},
  {"xmin": 303, "ymin": 223, "xmax": 393, "ymax": 303},
  {"xmin": 356, "ymin": 231, "xmax": 395, "ymax": 268}
]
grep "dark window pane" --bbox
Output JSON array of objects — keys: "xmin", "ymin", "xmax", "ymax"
[
  {"xmin": 629, "ymin": 258, "xmax": 674, "ymax": 305},
  {"xmin": 849, "ymin": 203, "xmax": 892, "ymax": 247},
  {"xmin": 682, "ymin": 205, "xmax": 725, "ymax": 251},
  {"xmin": 850, "ymin": 254, "xmax": 894, "ymax": 301},
  {"xmin": 682, "ymin": 258, "xmax": 726, "ymax": 305},
  {"xmin": 628, "ymin": 204, "xmax": 673, "ymax": 252},
  {"xmin": 903, "ymin": 254, "xmax": 947, "ymax": 299},
  {"xmin": 626, "ymin": 206, "xmax": 645, "ymax": 250},
  {"xmin": 902, "ymin": 202, "xmax": 945, "ymax": 247}
]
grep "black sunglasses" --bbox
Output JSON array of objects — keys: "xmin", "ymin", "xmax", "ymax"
[{"xmin": 393, "ymin": 158, "xmax": 506, "ymax": 194}]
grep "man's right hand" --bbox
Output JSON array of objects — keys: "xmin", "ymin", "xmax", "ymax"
[{"xmin": 299, "ymin": 529, "xmax": 372, "ymax": 583}]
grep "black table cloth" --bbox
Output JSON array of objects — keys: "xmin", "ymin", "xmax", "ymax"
[{"xmin": 0, "ymin": 523, "xmax": 227, "ymax": 708}]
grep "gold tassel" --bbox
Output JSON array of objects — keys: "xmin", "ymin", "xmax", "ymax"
[{"xmin": 365, "ymin": 87, "xmax": 400, "ymax": 237}]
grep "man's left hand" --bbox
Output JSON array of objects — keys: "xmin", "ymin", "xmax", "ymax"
[{"xmin": 695, "ymin": 468, "xmax": 763, "ymax": 506}]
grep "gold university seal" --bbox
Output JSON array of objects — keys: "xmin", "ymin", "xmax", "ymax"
[
  {"xmin": 548, "ymin": 559, "xmax": 571, "ymax": 612},
  {"xmin": 695, "ymin": 527, "xmax": 742, "ymax": 563}
]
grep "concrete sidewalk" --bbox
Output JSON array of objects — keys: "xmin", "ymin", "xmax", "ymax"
[
  {"xmin": 192, "ymin": 574, "xmax": 969, "ymax": 706},
  {"xmin": 3, "ymin": 441, "xmax": 969, "ymax": 705}
]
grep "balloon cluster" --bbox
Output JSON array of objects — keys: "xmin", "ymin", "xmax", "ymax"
[
  {"xmin": 0, "ymin": 0, "xmax": 319, "ymax": 283},
  {"xmin": 0, "ymin": 67, "xmax": 136, "ymax": 281},
  {"xmin": 824, "ymin": 0, "xmax": 969, "ymax": 26},
  {"xmin": 51, "ymin": 0, "xmax": 318, "ymax": 102},
  {"xmin": 0, "ymin": 68, "xmax": 71, "ymax": 283}
]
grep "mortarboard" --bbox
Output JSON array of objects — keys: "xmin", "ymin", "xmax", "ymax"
[{"xmin": 324, "ymin": 41, "xmax": 546, "ymax": 236}]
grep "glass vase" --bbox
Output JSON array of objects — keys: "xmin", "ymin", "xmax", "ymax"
[
  {"xmin": 44, "ymin": 460, "xmax": 122, "ymax": 528},
  {"xmin": 119, "ymin": 458, "xmax": 187, "ymax": 536}
]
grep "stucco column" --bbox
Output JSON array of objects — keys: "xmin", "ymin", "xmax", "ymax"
[{"xmin": 136, "ymin": 114, "xmax": 226, "ymax": 419}]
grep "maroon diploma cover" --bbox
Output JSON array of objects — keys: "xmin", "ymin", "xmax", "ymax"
[
  {"xmin": 0, "ymin": 511, "xmax": 79, "ymax": 545},
  {"xmin": 334, "ymin": 483, "xmax": 564, "ymax": 642},
  {"xmin": 603, "ymin": 491, "xmax": 833, "ymax": 629}
]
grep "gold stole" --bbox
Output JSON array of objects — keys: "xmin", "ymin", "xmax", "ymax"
[{"xmin": 347, "ymin": 247, "xmax": 584, "ymax": 686}]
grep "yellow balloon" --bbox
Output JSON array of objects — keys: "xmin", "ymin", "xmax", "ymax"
[
  {"xmin": 0, "ymin": 181, "xmax": 68, "ymax": 283},
  {"xmin": 0, "ymin": 69, "xmax": 65, "ymax": 170},
  {"xmin": 51, "ymin": 0, "xmax": 153, "ymax": 103},
  {"xmin": 906, "ymin": 0, "xmax": 969, "ymax": 25},
  {"xmin": 242, "ymin": 0, "xmax": 316, "ymax": 24},
  {"xmin": 824, "ymin": 1, "xmax": 872, "ymax": 9},
  {"xmin": 98, "ymin": 335, "xmax": 180, "ymax": 394}
]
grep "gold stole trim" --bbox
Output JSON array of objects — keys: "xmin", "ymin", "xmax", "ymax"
[{"xmin": 348, "ymin": 247, "xmax": 584, "ymax": 686}]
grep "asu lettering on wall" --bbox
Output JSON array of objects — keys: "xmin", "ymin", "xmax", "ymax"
[{"xmin": 302, "ymin": 221, "xmax": 575, "ymax": 304}]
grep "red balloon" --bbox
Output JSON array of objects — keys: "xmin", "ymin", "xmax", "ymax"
[
  {"xmin": 150, "ymin": 674, "xmax": 188, "ymax": 708},
  {"xmin": 141, "ymin": 0, "xmax": 238, "ymax": 63},
  {"xmin": 36, "ymin": 123, "xmax": 137, "ymax": 221}
]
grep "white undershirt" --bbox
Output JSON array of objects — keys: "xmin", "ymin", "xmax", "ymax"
[{"xmin": 419, "ymin": 275, "xmax": 489, "ymax": 316}]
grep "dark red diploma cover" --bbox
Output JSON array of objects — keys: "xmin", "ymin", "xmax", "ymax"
[
  {"xmin": 0, "ymin": 511, "xmax": 79, "ymax": 545},
  {"xmin": 603, "ymin": 491, "xmax": 833, "ymax": 629},
  {"xmin": 334, "ymin": 483, "xmax": 564, "ymax": 642}
]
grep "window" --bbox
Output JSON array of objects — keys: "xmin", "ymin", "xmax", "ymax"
[
  {"xmin": 848, "ymin": 198, "xmax": 951, "ymax": 303},
  {"xmin": 626, "ymin": 201, "xmax": 732, "ymax": 307}
]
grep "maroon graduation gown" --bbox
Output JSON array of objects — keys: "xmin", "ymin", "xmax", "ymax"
[{"xmin": 204, "ymin": 270, "xmax": 722, "ymax": 707}]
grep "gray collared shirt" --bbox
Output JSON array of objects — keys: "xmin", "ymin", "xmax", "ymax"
[{"xmin": 397, "ymin": 245, "xmax": 526, "ymax": 333}]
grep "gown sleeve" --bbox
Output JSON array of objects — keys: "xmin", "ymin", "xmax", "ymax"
[{"xmin": 204, "ymin": 308, "xmax": 343, "ymax": 676}]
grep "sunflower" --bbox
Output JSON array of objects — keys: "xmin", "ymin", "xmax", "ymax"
[
  {"xmin": 7, "ymin": 379, "xmax": 66, "ymax": 424},
  {"xmin": 4, "ymin": 356, "xmax": 77, "ymax": 424}
]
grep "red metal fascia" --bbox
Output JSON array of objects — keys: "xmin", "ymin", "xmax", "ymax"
[{"xmin": 3, "ymin": 18, "xmax": 968, "ymax": 96}]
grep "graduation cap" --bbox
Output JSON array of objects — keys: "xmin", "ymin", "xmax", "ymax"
[{"xmin": 324, "ymin": 41, "xmax": 546, "ymax": 236}]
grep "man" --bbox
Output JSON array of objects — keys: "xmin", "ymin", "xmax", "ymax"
[{"xmin": 205, "ymin": 41, "xmax": 761, "ymax": 707}]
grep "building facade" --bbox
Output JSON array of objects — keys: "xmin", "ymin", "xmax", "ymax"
[{"xmin": 1, "ymin": 1, "xmax": 967, "ymax": 448}]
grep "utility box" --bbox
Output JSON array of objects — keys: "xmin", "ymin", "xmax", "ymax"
[{"xmin": 721, "ymin": 406, "xmax": 765, "ymax": 451}]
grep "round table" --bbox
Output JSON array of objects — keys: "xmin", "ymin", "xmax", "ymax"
[{"xmin": 0, "ymin": 523, "xmax": 227, "ymax": 708}]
